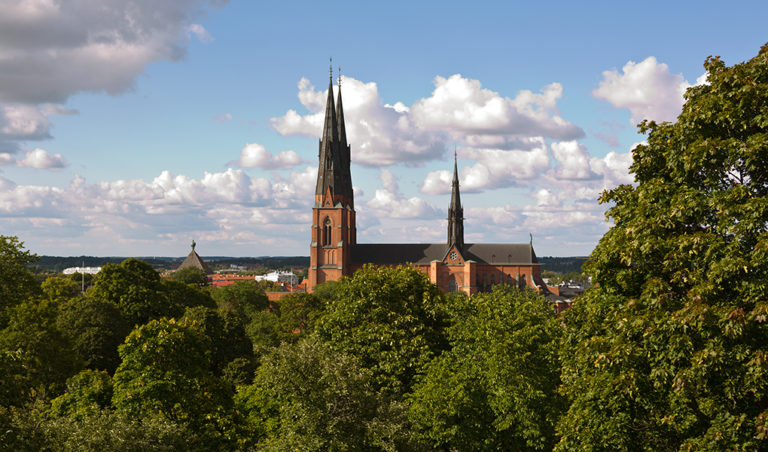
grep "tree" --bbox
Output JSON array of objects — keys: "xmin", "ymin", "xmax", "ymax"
[
  {"xmin": 409, "ymin": 286, "xmax": 564, "ymax": 451},
  {"xmin": 172, "ymin": 266, "xmax": 209, "ymax": 286},
  {"xmin": 239, "ymin": 339, "xmax": 416, "ymax": 451},
  {"xmin": 181, "ymin": 306, "xmax": 254, "ymax": 379},
  {"xmin": 316, "ymin": 265, "xmax": 449, "ymax": 395},
  {"xmin": 56, "ymin": 296, "xmax": 130, "ymax": 374},
  {"xmin": 0, "ymin": 299, "xmax": 82, "ymax": 401},
  {"xmin": 558, "ymin": 44, "xmax": 768, "ymax": 450},
  {"xmin": 111, "ymin": 318, "xmax": 239, "ymax": 451},
  {"xmin": 0, "ymin": 236, "xmax": 38, "ymax": 320},
  {"xmin": 112, "ymin": 319, "xmax": 234, "ymax": 429},
  {"xmin": 41, "ymin": 276, "xmax": 81, "ymax": 301},
  {"xmin": 162, "ymin": 279, "xmax": 216, "ymax": 314},
  {"xmin": 211, "ymin": 280, "xmax": 269, "ymax": 322},
  {"xmin": 91, "ymin": 258, "xmax": 170, "ymax": 326},
  {"xmin": 50, "ymin": 369, "xmax": 114, "ymax": 419},
  {"xmin": 272, "ymin": 292, "xmax": 324, "ymax": 343}
]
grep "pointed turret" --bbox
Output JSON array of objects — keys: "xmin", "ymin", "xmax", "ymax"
[
  {"xmin": 336, "ymin": 72, "xmax": 353, "ymax": 201},
  {"xmin": 447, "ymin": 152, "xmax": 464, "ymax": 249},
  {"xmin": 322, "ymin": 70, "xmax": 338, "ymax": 146},
  {"xmin": 316, "ymin": 65, "xmax": 343, "ymax": 198},
  {"xmin": 337, "ymin": 74, "xmax": 348, "ymax": 152}
]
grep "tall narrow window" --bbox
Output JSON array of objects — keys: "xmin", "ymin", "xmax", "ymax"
[
  {"xmin": 448, "ymin": 275, "xmax": 458, "ymax": 292},
  {"xmin": 323, "ymin": 217, "xmax": 332, "ymax": 246}
]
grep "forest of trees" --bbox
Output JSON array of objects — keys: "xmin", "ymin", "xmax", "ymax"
[{"xmin": 2, "ymin": 44, "xmax": 768, "ymax": 450}]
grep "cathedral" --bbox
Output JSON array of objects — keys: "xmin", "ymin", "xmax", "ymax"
[{"xmin": 308, "ymin": 70, "xmax": 557, "ymax": 297}]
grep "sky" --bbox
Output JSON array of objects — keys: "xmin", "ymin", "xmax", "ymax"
[{"xmin": 0, "ymin": 0, "xmax": 766, "ymax": 258}]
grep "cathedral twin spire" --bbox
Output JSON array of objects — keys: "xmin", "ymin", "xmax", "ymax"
[
  {"xmin": 315, "ymin": 63, "xmax": 463, "ymax": 250},
  {"xmin": 447, "ymin": 151, "xmax": 464, "ymax": 250},
  {"xmin": 315, "ymin": 64, "xmax": 353, "ymax": 204}
]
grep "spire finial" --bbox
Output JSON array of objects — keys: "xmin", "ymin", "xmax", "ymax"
[
  {"xmin": 329, "ymin": 57, "xmax": 333, "ymax": 80},
  {"xmin": 338, "ymin": 66, "xmax": 342, "ymax": 86},
  {"xmin": 454, "ymin": 144, "xmax": 457, "ymax": 161}
]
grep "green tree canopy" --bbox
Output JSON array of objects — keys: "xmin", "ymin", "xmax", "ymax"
[
  {"xmin": 50, "ymin": 369, "xmax": 114, "ymax": 420},
  {"xmin": 112, "ymin": 318, "xmax": 236, "ymax": 448},
  {"xmin": 56, "ymin": 296, "xmax": 130, "ymax": 374},
  {"xmin": 0, "ymin": 236, "xmax": 38, "ymax": 321},
  {"xmin": 409, "ymin": 286, "xmax": 564, "ymax": 451},
  {"xmin": 211, "ymin": 280, "xmax": 269, "ymax": 322},
  {"xmin": 0, "ymin": 301, "xmax": 83, "ymax": 407},
  {"xmin": 271, "ymin": 292, "xmax": 324, "ymax": 343},
  {"xmin": 41, "ymin": 276, "xmax": 81, "ymax": 301},
  {"xmin": 558, "ymin": 44, "xmax": 768, "ymax": 450},
  {"xmin": 181, "ymin": 306, "xmax": 254, "ymax": 378},
  {"xmin": 316, "ymin": 265, "xmax": 449, "ymax": 395},
  {"xmin": 91, "ymin": 258, "xmax": 170, "ymax": 326},
  {"xmin": 240, "ymin": 339, "xmax": 414, "ymax": 451},
  {"xmin": 172, "ymin": 266, "xmax": 209, "ymax": 286}
]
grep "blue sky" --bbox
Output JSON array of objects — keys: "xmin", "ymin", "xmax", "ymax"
[{"xmin": 0, "ymin": 0, "xmax": 765, "ymax": 257}]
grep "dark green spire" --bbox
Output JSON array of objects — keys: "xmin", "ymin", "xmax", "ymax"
[{"xmin": 447, "ymin": 151, "xmax": 464, "ymax": 249}]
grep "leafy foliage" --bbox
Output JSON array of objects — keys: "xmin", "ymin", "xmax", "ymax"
[
  {"xmin": 316, "ymin": 265, "xmax": 449, "ymax": 395},
  {"xmin": 112, "ymin": 318, "xmax": 237, "ymax": 448},
  {"xmin": 91, "ymin": 258, "xmax": 170, "ymax": 326},
  {"xmin": 50, "ymin": 369, "xmax": 114, "ymax": 419},
  {"xmin": 181, "ymin": 306, "xmax": 254, "ymax": 378},
  {"xmin": 410, "ymin": 286, "xmax": 564, "ymax": 450},
  {"xmin": 172, "ymin": 266, "xmax": 209, "ymax": 286},
  {"xmin": 241, "ymin": 339, "xmax": 417, "ymax": 451},
  {"xmin": 56, "ymin": 296, "xmax": 130, "ymax": 373},
  {"xmin": 211, "ymin": 280, "xmax": 269, "ymax": 322},
  {"xmin": 0, "ymin": 299, "xmax": 82, "ymax": 400},
  {"xmin": 0, "ymin": 236, "xmax": 38, "ymax": 321},
  {"xmin": 271, "ymin": 292, "xmax": 325, "ymax": 343},
  {"xmin": 41, "ymin": 276, "xmax": 81, "ymax": 301},
  {"xmin": 558, "ymin": 44, "xmax": 768, "ymax": 450}
]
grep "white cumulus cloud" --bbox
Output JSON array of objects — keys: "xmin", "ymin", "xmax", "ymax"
[
  {"xmin": 18, "ymin": 148, "xmax": 67, "ymax": 169},
  {"xmin": 551, "ymin": 141, "xmax": 597, "ymax": 180},
  {"xmin": 593, "ymin": 56, "xmax": 705, "ymax": 124},
  {"xmin": 271, "ymin": 73, "xmax": 583, "ymax": 167},
  {"xmin": 0, "ymin": 0, "xmax": 224, "ymax": 104},
  {"xmin": 271, "ymin": 76, "xmax": 446, "ymax": 166},
  {"xmin": 236, "ymin": 143, "xmax": 302, "ymax": 169},
  {"xmin": 412, "ymin": 75, "xmax": 584, "ymax": 140},
  {"xmin": 366, "ymin": 169, "xmax": 439, "ymax": 219}
]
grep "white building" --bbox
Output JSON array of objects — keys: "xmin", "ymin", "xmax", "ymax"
[
  {"xmin": 63, "ymin": 266, "xmax": 102, "ymax": 275},
  {"xmin": 254, "ymin": 270, "xmax": 297, "ymax": 284}
]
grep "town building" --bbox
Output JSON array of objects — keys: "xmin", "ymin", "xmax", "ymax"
[
  {"xmin": 177, "ymin": 240, "xmax": 213, "ymax": 274},
  {"xmin": 308, "ymin": 69, "xmax": 557, "ymax": 297}
]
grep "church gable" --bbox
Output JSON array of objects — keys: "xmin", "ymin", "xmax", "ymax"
[{"xmin": 442, "ymin": 245, "xmax": 464, "ymax": 265}]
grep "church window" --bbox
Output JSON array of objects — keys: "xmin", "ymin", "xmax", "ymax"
[
  {"xmin": 323, "ymin": 217, "xmax": 332, "ymax": 246},
  {"xmin": 448, "ymin": 275, "xmax": 458, "ymax": 292}
]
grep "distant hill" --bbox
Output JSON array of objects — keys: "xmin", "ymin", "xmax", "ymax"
[
  {"xmin": 32, "ymin": 255, "xmax": 311, "ymax": 273},
  {"xmin": 538, "ymin": 256, "xmax": 589, "ymax": 274},
  {"xmin": 34, "ymin": 255, "xmax": 585, "ymax": 274}
]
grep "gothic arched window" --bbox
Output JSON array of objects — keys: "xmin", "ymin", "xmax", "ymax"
[
  {"xmin": 448, "ymin": 275, "xmax": 458, "ymax": 292},
  {"xmin": 323, "ymin": 217, "xmax": 332, "ymax": 246}
]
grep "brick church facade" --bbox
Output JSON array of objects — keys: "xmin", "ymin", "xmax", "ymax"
[{"xmin": 308, "ymin": 70, "xmax": 557, "ymax": 297}]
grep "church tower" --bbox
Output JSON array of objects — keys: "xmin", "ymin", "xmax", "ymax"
[
  {"xmin": 447, "ymin": 152, "xmax": 464, "ymax": 250},
  {"xmin": 308, "ymin": 66, "xmax": 356, "ymax": 291}
]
